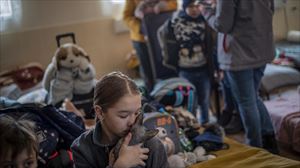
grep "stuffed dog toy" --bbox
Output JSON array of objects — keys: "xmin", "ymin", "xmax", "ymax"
[
  {"xmin": 43, "ymin": 43, "xmax": 96, "ymax": 105},
  {"xmin": 168, "ymin": 146, "xmax": 216, "ymax": 168}
]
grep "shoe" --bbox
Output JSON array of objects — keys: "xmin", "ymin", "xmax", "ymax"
[
  {"xmin": 263, "ymin": 134, "xmax": 280, "ymax": 154},
  {"xmin": 224, "ymin": 114, "xmax": 244, "ymax": 134},
  {"xmin": 218, "ymin": 110, "xmax": 233, "ymax": 127}
]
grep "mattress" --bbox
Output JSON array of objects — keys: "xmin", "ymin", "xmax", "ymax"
[{"xmin": 264, "ymin": 86, "xmax": 300, "ymax": 153}]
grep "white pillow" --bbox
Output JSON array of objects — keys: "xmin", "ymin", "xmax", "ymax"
[
  {"xmin": 261, "ymin": 64, "xmax": 300, "ymax": 92},
  {"xmin": 287, "ymin": 30, "xmax": 300, "ymax": 43}
]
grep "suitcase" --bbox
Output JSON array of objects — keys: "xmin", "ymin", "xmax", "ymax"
[{"xmin": 142, "ymin": 12, "xmax": 177, "ymax": 85}]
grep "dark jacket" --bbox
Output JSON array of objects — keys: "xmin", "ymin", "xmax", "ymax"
[
  {"xmin": 158, "ymin": 11, "xmax": 217, "ymax": 82},
  {"xmin": 203, "ymin": 0, "xmax": 275, "ymax": 71},
  {"xmin": 71, "ymin": 122, "xmax": 169, "ymax": 168},
  {"xmin": 0, "ymin": 103, "xmax": 85, "ymax": 166}
]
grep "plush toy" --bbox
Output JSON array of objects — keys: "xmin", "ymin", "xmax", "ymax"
[
  {"xmin": 168, "ymin": 146, "xmax": 216, "ymax": 168},
  {"xmin": 156, "ymin": 127, "xmax": 175, "ymax": 156},
  {"xmin": 193, "ymin": 123, "xmax": 229, "ymax": 152},
  {"xmin": 172, "ymin": 107, "xmax": 201, "ymax": 129},
  {"xmin": 43, "ymin": 43, "xmax": 96, "ymax": 105}
]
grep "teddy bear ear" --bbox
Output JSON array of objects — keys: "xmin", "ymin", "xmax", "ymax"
[
  {"xmin": 83, "ymin": 55, "xmax": 91, "ymax": 62},
  {"xmin": 53, "ymin": 48, "xmax": 61, "ymax": 71},
  {"xmin": 52, "ymin": 55, "xmax": 60, "ymax": 71},
  {"xmin": 73, "ymin": 45, "xmax": 91, "ymax": 62}
]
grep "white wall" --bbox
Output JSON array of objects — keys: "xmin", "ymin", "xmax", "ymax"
[
  {"xmin": 0, "ymin": 1, "xmax": 134, "ymax": 78},
  {"xmin": 0, "ymin": 0, "xmax": 117, "ymax": 34},
  {"xmin": 0, "ymin": 0, "xmax": 299, "ymax": 77}
]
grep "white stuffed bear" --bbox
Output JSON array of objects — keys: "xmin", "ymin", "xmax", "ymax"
[{"xmin": 43, "ymin": 43, "xmax": 96, "ymax": 105}]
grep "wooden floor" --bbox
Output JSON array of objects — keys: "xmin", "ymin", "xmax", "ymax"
[{"xmin": 227, "ymin": 132, "xmax": 300, "ymax": 161}]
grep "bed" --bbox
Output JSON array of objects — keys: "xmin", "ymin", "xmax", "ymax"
[
  {"xmin": 264, "ymin": 86, "xmax": 300, "ymax": 153},
  {"xmin": 259, "ymin": 40, "xmax": 300, "ymax": 153},
  {"xmin": 191, "ymin": 137, "xmax": 300, "ymax": 168}
]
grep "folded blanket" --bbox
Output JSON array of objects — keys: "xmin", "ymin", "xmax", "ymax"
[
  {"xmin": 264, "ymin": 89, "xmax": 300, "ymax": 152},
  {"xmin": 281, "ymin": 112, "xmax": 300, "ymax": 152}
]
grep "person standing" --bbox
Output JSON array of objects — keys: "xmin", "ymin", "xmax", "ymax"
[
  {"xmin": 200, "ymin": 0, "xmax": 278, "ymax": 153},
  {"xmin": 122, "ymin": 0, "xmax": 177, "ymax": 92}
]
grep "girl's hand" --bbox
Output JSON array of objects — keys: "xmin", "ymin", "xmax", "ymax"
[
  {"xmin": 199, "ymin": 0, "xmax": 217, "ymax": 14},
  {"xmin": 113, "ymin": 133, "xmax": 150, "ymax": 168}
]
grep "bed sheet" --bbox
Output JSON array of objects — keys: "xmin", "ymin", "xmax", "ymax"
[{"xmin": 264, "ymin": 86, "xmax": 300, "ymax": 153}]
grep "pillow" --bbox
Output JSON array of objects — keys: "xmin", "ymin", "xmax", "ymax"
[
  {"xmin": 261, "ymin": 64, "xmax": 300, "ymax": 92},
  {"xmin": 17, "ymin": 88, "xmax": 47, "ymax": 104},
  {"xmin": 287, "ymin": 30, "xmax": 300, "ymax": 43}
]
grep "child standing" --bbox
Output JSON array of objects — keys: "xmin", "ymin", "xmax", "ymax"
[
  {"xmin": 0, "ymin": 115, "xmax": 38, "ymax": 168},
  {"xmin": 159, "ymin": 0, "xmax": 216, "ymax": 125},
  {"xmin": 71, "ymin": 71, "xmax": 168, "ymax": 168}
]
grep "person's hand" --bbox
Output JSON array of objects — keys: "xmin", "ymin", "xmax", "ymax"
[
  {"xmin": 154, "ymin": 2, "xmax": 167, "ymax": 14},
  {"xmin": 210, "ymin": 0, "xmax": 217, "ymax": 8},
  {"xmin": 113, "ymin": 133, "xmax": 150, "ymax": 168},
  {"xmin": 153, "ymin": 5, "xmax": 161, "ymax": 14},
  {"xmin": 198, "ymin": 0, "xmax": 216, "ymax": 14},
  {"xmin": 198, "ymin": 4, "xmax": 206, "ymax": 14},
  {"xmin": 134, "ymin": 12, "xmax": 144, "ymax": 19},
  {"xmin": 214, "ymin": 70, "xmax": 224, "ymax": 82}
]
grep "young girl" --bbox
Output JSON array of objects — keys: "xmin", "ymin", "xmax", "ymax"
[
  {"xmin": 0, "ymin": 115, "xmax": 38, "ymax": 168},
  {"xmin": 71, "ymin": 71, "xmax": 168, "ymax": 168}
]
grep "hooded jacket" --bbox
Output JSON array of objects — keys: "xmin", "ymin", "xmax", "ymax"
[
  {"xmin": 71, "ymin": 122, "xmax": 169, "ymax": 168},
  {"xmin": 203, "ymin": 0, "xmax": 275, "ymax": 71},
  {"xmin": 158, "ymin": 11, "xmax": 217, "ymax": 82}
]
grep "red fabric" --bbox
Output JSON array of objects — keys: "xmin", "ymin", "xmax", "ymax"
[
  {"xmin": 223, "ymin": 34, "xmax": 229, "ymax": 53},
  {"xmin": 0, "ymin": 64, "xmax": 44, "ymax": 90}
]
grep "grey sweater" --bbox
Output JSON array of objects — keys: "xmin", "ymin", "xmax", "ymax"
[
  {"xmin": 71, "ymin": 122, "xmax": 169, "ymax": 168},
  {"xmin": 204, "ymin": 0, "xmax": 275, "ymax": 71}
]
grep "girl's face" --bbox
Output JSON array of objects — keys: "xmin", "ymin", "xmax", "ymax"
[
  {"xmin": 185, "ymin": 3, "xmax": 202, "ymax": 18},
  {"xmin": 100, "ymin": 94, "xmax": 142, "ymax": 142},
  {"xmin": 1, "ymin": 149, "xmax": 37, "ymax": 168}
]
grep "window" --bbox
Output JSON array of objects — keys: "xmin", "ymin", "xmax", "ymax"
[
  {"xmin": 112, "ymin": 0, "xmax": 125, "ymax": 4},
  {"xmin": 0, "ymin": 0, "xmax": 12, "ymax": 17}
]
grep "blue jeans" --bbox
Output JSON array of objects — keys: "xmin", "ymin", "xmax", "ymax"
[
  {"xmin": 132, "ymin": 41, "xmax": 154, "ymax": 91},
  {"xmin": 179, "ymin": 66, "xmax": 211, "ymax": 124},
  {"xmin": 222, "ymin": 73, "xmax": 237, "ymax": 113},
  {"xmin": 225, "ymin": 65, "xmax": 274, "ymax": 147}
]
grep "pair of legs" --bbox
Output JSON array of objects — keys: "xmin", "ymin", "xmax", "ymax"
[
  {"xmin": 225, "ymin": 65, "xmax": 275, "ymax": 147},
  {"xmin": 218, "ymin": 72, "xmax": 237, "ymax": 126},
  {"xmin": 132, "ymin": 41, "xmax": 154, "ymax": 92},
  {"xmin": 218, "ymin": 73, "xmax": 244, "ymax": 134},
  {"xmin": 179, "ymin": 66, "xmax": 211, "ymax": 125}
]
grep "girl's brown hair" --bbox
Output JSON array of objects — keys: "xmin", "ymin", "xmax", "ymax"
[
  {"xmin": 0, "ymin": 115, "xmax": 38, "ymax": 162},
  {"xmin": 94, "ymin": 71, "xmax": 141, "ymax": 113}
]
